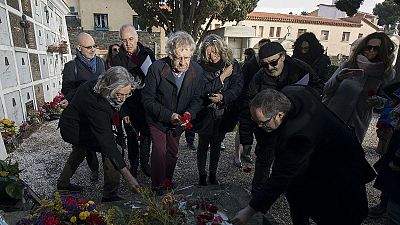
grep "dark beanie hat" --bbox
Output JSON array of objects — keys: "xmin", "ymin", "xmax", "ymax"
[{"xmin": 259, "ymin": 42, "xmax": 285, "ymax": 59}]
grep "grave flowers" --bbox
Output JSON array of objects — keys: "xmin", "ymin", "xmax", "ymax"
[{"xmin": 0, "ymin": 158, "xmax": 24, "ymax": 201}]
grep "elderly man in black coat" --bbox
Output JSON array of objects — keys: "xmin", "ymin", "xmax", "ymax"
[{"xmin": 231, "ymin": 86, "xmax": 375, "ymax": 225}]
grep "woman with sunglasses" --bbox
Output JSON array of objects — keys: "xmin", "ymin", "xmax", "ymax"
[
  {"xmin": 194, "ymin": 34, "xmax": 243, "ymax": 186},
  {"xmin": 105, "ymin": 44, "xmax": 120, "ymax": 69},
  {"xmin": 324, "ymin": 32, "xmax": 395, "ymax": 143}
]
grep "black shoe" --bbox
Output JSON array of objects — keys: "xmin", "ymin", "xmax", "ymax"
[
  {"xmin": 129, "ymin": 167, "xmax": 138, "ymax": 178},
  {"xmin": 57, "ymin": 183, "xmax": 84, "ymax": 192},
  {"xmin": 368, "ymin": 202, "xmax": 387, "ymax": 218},
  {"xmin": 209, "ymin": 173, "xmax": 218, "ymax": 185},
  {"xmin": 187, "ymin": 143, "xmax": 196, "ymax": 151},
  {"xmin": 90, "ymin": 171, "xmax": 99, "ymax": 181},
  {"xmin": 101, "ymin": 195, "xmax": 125, "ymax": 203},
  {"xmin": 241, "ymin": 154, "xmax": 253, "ymax": 163},
  {"xmin": 141, "ymin": 164, "xmax": 151, "ymax": 177},
  {"xmin": 199, "ymin": 175, "xmax": 207, "ymax": 186}
]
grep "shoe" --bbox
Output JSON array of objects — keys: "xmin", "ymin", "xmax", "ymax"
[
  {"xmin": 187, "ymin": 143, "xmax": 197, "ymax": 151},
  {"xmin": 90, "ymin": 171, "xmax": 99, "ymax": 181},
  {"xmin": 141, "ymin": 164, "xmax": 151, "ymax": 177},
  {"xmin": 129, "ymin": 167, "xmax": 138, "ymax": 178},
  {"xmin": 368, "ymin": 202, "xmax": 387, "ymax": 218},
  {"xmin": 101, "ymin": 195, "xmax": 125, "ymax": 203},
  {"xmin": 199, "ymin": 174, "xmax": 207, "ymax": 186},
  {"xmin": 241, "ymin": 154, "xmax": 253, "ymax": 163},
  {"xmin": 209, "ymin": 173, "xmax": 218, "ymax": 185},
  {"xmin": 57, "ymin": 183, "xmax": 84, "ymax": 192},
  {"xmin": 220, "ymin": 142, "xmax": 226, "ymax": 151},
  {"xmin": 233, "ymin": 159, "xmax": 242, "ymax": 168}
]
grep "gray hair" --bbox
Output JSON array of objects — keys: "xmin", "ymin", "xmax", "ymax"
[
  {"xmin": 166, "ymin": 31, "xmax": 195, "ymax": 57},
  {"xmin": 93, "ymin": 66, "xmax": 139, "ymax": 98},
  {"xmin": 198, "ymin": 34, "xmax": 233, "ymax": 65},
  {"xmin": 119, "ymin": 24, "xmax": 138, "ymax": 38},
  {"xmin": 250, "ymin": 89, "xmax": 292, "ymax": 118}
]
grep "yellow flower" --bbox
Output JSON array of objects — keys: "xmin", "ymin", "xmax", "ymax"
[
  {"xmin": 70, "ymin": 216, "xmax": 77, "ymax": 223},
  {"xmin": 79, "ymin": 212, "xmax": 87, "ymax": 220},
  {"xmin": 85, "ymin": 203, "xmax": 89, "ymax": 207},
  {"xmin": 88, "ymin": 200, "xmax": 94, "ymax": 205},
  {"xmin": 0, "ymin": 171, "xmax": 9, "ymax": 177}
]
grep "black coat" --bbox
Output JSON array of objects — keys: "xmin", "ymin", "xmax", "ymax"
[
  {"xmin": 311, "ymin": 54, "xmax": 331, "ymax": 82},
  {"xmin": 58, "ymin": 80, "xmax": 126, "ymax": 170},
  {"xmin": 249, "ymin": 85, "xmax": 375, "ymax": 225},
  {"xmin": 239, "ymin": 57, "xmax": 324, "ymax": 145},
  {"xmin": 110, "ymin": 43, "xmax": 156, "ymax": 133},
  {"xmin": 142, "ymin": 57, "xmax": 204, "ymax": 133},
  {"xmin": 61, "ymin": 56, "xmax": 105, "ymax": 101}
]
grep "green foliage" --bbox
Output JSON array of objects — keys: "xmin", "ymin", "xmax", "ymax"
[
  {"xmin": 127, "ymin": 0, "xmax": 258, "ymax": 40},
  {"xmin": 335, "ymin": 0, "xmax": 364, "ymax": 16},
  {"xmin": 0, "ymin": 158, "xmax": 24, "ymax": 200},
  {"xmin": 301, "ymin": 11, "xmax": 309, "ymax": 15},
  {"xmin": 373, "ymin": 0, "xmax": 400, "ymax": 26}
]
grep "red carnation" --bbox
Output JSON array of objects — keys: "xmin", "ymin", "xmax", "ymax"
[
  {"xmin": 43, "ymin": 216, "xmax": 61, "ymax": 225},
  {"xmin": 367, "ymin": 89, "xmax": 376, "ymax": 97},
  {"xmin": 163, "ymin": 178, "xmax": 173, "ymax": 189},
  {"xmin": 208, "ymin": 205, "xmax": 219, "ymax": 213}
]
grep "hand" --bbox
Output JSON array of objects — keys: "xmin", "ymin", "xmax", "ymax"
[
  {"xmin": 209, "ymin": 93, "xmax": 223, "ymax": 103},
  {"xmin": 336, "ymin": 68, "xmax": 354, "ymax": 81},
  {"xmin": 389, "ymin": 161, "xmax": 400, "ymax": 172},
  {"xmin": 220, "ymin": 64, "xmax": 233, "ymax": 82},
  {"xmin": 229, "ymin": 205, "xmax": 256, "ymax": 225},
  {"xmin": 60, "ymin": 99, "xmax": 69, "ymax": 109},
  {"xmin": 171, "ymin": 113, "xmax": 181, "ymax": 125},
  {"xmin": 120, "ymin": 167, "xmax": 140, "ymax": 192},
  {"xmin": 366, "ymin": 96, "xmax": 385, "ymax": 108},
  {"xmin": 123, "ymin": 116, "xmax": 131, "ymax": 124}
]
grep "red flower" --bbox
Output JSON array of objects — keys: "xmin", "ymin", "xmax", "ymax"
[
  {"xmin": 183, "ymin": 112, "xmax": 192, "ymax": 121},
  {"xmin": 169, "ymin": 207, "xmax": 177, "ymax": 215},
  {"xmin": 243, "ymin": 167, "xmax": 252, "ymax": 173},
  {"xmin": 208, "ymin": 205, "xmax": 219, "ymax": 213},
  {"xmin": 163, "ymin": 178, "xmax": 173, "ymax": 189},
  {"xmin": 367, "ymin": 89, "xmax": 376, "ymax": 97},
  {"xmin": 49, "ymin": 101, "xmax": 57, "ymax": 107},
  {"xmin": 43, "ymin": 216, "xmax": 60, "ymax": 225},
  {"xmin": 184, "ymin": 122, "xmax": 193, "ymax": 130},
  {"xmin": 197, "ymin": 212, "xmax": 214, "ymax": 220},
  {"xmin": 86, "ymin": 213, "xmax": 106, "ymax": 225}
]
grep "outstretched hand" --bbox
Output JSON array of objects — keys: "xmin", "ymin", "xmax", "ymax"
[{"xmin": 229, "ymin": 205, "xmax": 256, "ymax": 225}]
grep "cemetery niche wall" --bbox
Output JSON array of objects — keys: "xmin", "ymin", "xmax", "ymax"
[{"xmin": 0, "ymin": 0, "xmax": 71, "ymax": 124}]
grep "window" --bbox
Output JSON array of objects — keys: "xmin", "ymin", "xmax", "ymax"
[
  {"xmin": 297, "ymin": 29, "xmax": 307, "ymax": 37},
  {"xmin": 342, "ymin": 32, "xmax": 350, "ymax": 42},
  {"xmin": 252, "ymin": 26, "xmax": 257, "ymax": 34},
  {"xmin": 258, "ymin": 26, "xmax": 264, "ymax": 37},
  {"xmin": 320, "ymin": 30, "xmax": 329, "ymax": 41},
  {"xmin": 358, "ymin": 33, "xmax": 363, "ymax": 39},
  {"xmin": 276, "ymin": 27, "xmax": 281, "ymax": 37},
  {"xmin": 132, "ymin": 15, "xmax": 141, "ymax": 31},
  {"xmin": 269, "ymin": 27, "xmax": 275, "ymax": 37},
  {"xmin": 94, "ymin": 14, "xmax": 109, "ymax": 30}
]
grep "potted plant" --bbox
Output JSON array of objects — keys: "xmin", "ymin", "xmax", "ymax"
[
  {"xmin": 39, "ymin": 93, "xmax": 64, "ymax": 121},
  {"xmin": 0, "ymin": 158, "xmax": 24, "ymax": 201}
]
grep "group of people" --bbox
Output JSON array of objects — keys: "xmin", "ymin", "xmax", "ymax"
[{"xmin": 55, "ymin": 25, "xmax": 400, "ymax": 225}]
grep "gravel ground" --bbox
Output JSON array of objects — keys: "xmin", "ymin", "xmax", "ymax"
[{"xmin": 9, "ymin": 115, "xmax": 386, "ymax": 224}]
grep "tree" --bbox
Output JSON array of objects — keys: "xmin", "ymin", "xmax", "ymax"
[
  {"xmin": 335, "ymin": 0, "xmax": 364, "ymax": 16},
  {"xmin": 127, "ymin": 0, "xmax": 258, "ymax": 41},
  {"xmin": 301, "ymin": 11, "xmax": 309, "ymax": 16},
  {"xmin": 373, "ymin": 0, "xmax": 400, "ymax": 26}
]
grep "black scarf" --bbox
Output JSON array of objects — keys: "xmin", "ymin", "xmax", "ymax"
[{"xmin": 200, "ymin": 59, "xmax": 226, "ymax": 73}]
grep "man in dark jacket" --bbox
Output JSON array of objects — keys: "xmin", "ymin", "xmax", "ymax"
[
  {"xmin": 240, "ymin": 42, "xmax": 324, "ymax": 195},
  {"xmin": 58, "ymin": 66, "xmax": 140, "ymax": 202},
  {"xmin": 111, "ymin": 24, "xmax": 155, "ymax": 178},
  {"xmin": 60, "ymin": 32, "xmax": 105, "ymax": 182},
  {"xmin": 231, "ymin": 86, "xmax": 375, "ymax": 225},
  {"xmin": 142, "ymin": 31, "xmax": 204, "ymax": 191}
]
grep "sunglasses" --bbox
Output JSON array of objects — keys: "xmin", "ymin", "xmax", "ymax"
[
  {"xmin": 364, "ymin": 45, "xmax": 380, "ymax": 51},
  {"xmin": 112, "ymin": 48, "xmax": 119, "ymax": 52},
  {"xmin": 81, "ymin": 45, "xmax": 98, "ymax": 50},
  {"xmin": 260, "ymin": 55, "xmax": 282, "ymax": 68}
]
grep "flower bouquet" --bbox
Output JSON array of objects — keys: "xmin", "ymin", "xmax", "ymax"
[
  {"xmin": 16, "ymin": 192, "xmax": 107, "ymax": 225},
  {"xmin": 47, "ymin": 39, "xmax": 69, "ymax": 54},
  {"xmin": 0, "ymin": 158, "xmax": 24, "ymax": 201},
  {"xmin": 40, "ymin": 93, "xmax": 64, "ymax": 120},
  {"xmin": 0, "ymin": 118, "xmax": 20, "ymax": 147}
]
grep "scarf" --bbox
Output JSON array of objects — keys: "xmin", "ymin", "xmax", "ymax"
[
  {"xmin": 76, "ymin": 50, "xmax": 97, "ymax": 73},
  {"xmin": 200, "ymin": 59, "xmax": 226, "ymax": 73},
  {"xmin": 356, "ymin": 54, "xmax": 392, "ymax": 81}
]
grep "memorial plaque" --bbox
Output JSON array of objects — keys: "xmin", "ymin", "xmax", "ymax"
[
  {"xmin": 0, "ymin": 101, "xmax": 5, "ymax": 120},
  {"xmin": 15, "ymin": 51, "xmax": 32, "ymax": 84},
  {"xmin": 34, "ymin": 84, "xmax": 44, "ymax": 107},
  {"xmin": 0, "ymin": 0, "xmax": 4, "ymax": 5},
  {"xmin": 42, "ymin": 3, "xmax": 49, "ymax": 26},
  {"xmin": 51, "ymin": 78, "xmax": 60, "ymax": 96},
  {"xmin": 0, "ymin": 8, "xmax": 11, "ymax": 46},
  {"xmin": 25, "ymin": 100, "xmax": 35, "ymax": 120},
  {"xmin": 39, "ymin": 54, "xmax": 48, "ymax": 78},
  {"xmin": 9, "ymin": 13, "xmax": 25, "ymax": 48},
  {"xmin": 21, "ymin": 86, "xmax": 34, "ymax": 103},
  {"xmin": 29, "ymin": 53, "xmax": 41, "ymax": 81},
  {"xmin": 48, "ymin": 54, "xmax": 54, "ymax": 77},
  {"xmin": 42, "ymin": 81, "xmax": 51, "ymax": 102},
  {"xmin": 7, "ymin": 0, "xmax": 20, "ymax": 11},
  {"xmin": 27, "ymin": 22, "xmax": 36, "ymax": 49},
  {"xmin": 54, "ymin": 54, "xmax": 61, "ymax": 75},
  {"xmin": 32, "ymin": 0, "xmax": 41, "ymax": 22},
  {"xmin": 4, "ymin": 91, "xmax": 24, "ymax": 123},
  {"xmin": 0, "ymin": 50, "xmax": 18, "ymax": 89},
  {"xmin": 35, "ymin": 25, "xmax": 45, "ymax": 51},
  {"xmin": 21, "ymin": 0, "xmax": 33, "ymax": 18}
]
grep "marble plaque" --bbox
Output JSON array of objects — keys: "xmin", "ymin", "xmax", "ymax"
[
  {"xmin": 25, "ymin": 100, "xmax": 35, "ymax": 121},
  {"xmin": 35, "ymin": 25, "xmax": 45, "ymax": 51},
  {"xmin": 0, "ymin": 50, "xmax": 18, "ymax": 89},
  {"xmin": 4, "ymin": 91, "xmax": 24, "ymax": 123},
  {"xmin": 39, "ymin": 54, "xmax": 48, "ymax": 78},
  {"xmin": 29, "ymin": 53, "xmax": 41, "ymax": 81},
  {"xmin": 32, "ymin": 0, "xmax": 41, "ymax": 22},
  {"xmin": 9, "ymin": 13, "xmax": 25, "ymax": 48},
  {"xmin": 27, "ymin": 23, "xmax": 36, "ymax": 49},
  {"xmin": 51, "ymin": 78, "xmax": 61, "ymax": 96},
  {"xmin": 42, "ymin": 81, "xmax": 51, "ymax": 102},
  {"xmin": 21, "ymin": 0, "xmax": 33, "ymax": 18},
  {"xmin": 34, "ymin": 84, "xmax": 44, "ymax": 107},
  {"xmin": 15, "ymin": 51, "xmax": 32, "ymax": 84},
  {"xmin": 48, "ymin": 54, "xmax": 54, "ymax": 77},
  {"xmin": 7, "ymin": 0, "xmax": 20, "ymax": 11},
  {"xmin": 0, "ymin": 99, "xmax": 5, "ymax": 119},
  {"xmin": 42, "ymin": 3, "xmax": 49, "ymax": 26},
  {"xmin": 21, "ymin": 86, "xmax": 34, "ymax": 103},
  {"xmin": 54, "ymin": 54, "xmax": 61, "ymax": 75},
  {"xmin": 0, "ymin": 8, "xmax": 11, "ymax": 46}
]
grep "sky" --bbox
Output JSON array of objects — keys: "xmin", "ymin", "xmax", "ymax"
[{"xmin": 254, "ymin": 0, "xmax": 384, "ymax": 15}]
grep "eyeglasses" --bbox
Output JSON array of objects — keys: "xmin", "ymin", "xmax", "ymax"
[
  {"xmin": 81, "ymin": 45, "xmax": 98, "ymax": 50},
  {"xmin": 260, "ymin": 55, "xmax": 282, "ymax": 68},
  {"xmin": 115, "ymin": 92, "xmax": 132, "ymax": 99},
  {"xmin": 112, "ymin": 48, "xmax": 119, "ymax": 52},
  {"xmin": 171, "ymin": 55, "xmax": 191, "ymax": 63},
  {"xmin": 253, "ymin": 113, "xmax": 276, "ymax": 128},
  {"xmin": 364, "ymin": 45, "xmax": 380, "ymax": 52}
]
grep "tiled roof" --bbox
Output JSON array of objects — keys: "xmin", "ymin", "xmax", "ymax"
[{"xmin": 246, "ymin": 12, "xmax": 361, "ymax": 27}]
